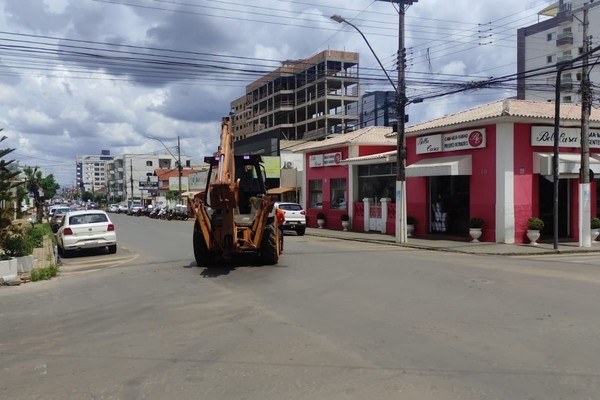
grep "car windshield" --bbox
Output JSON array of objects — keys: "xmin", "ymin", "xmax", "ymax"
[
  {"xmin": 55, "ymin": 208, "xmax": 73, "ymax": 215},
  {"xmin": 69, "ymin": 213, "xmax": 109, "ymax": 225},
  {"xmin": 279, "ymin": 204, "xmax": 303, "ymax": 211}
]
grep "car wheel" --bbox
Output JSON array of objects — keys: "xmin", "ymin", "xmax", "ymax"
[
  {"xmin": 297, "ymin": 227, "xmax": 306, "ymax": 236},
  {"xmin": 108, "ymin": 244, "xmax": 117, "ymax": 254}
]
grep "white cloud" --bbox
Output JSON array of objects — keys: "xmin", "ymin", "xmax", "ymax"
[{"xmin": 0, "ymin": 0, "xmax": 551, "ymax": 186}]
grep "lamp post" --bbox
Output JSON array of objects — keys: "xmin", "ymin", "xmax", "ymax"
[
  {"xmin": 331, "ymin": 5, "xmax": 416, "ymax": 243},
  {"xmin": 148, "ymin": 135, "xmax": 183, "ymax": 204}
]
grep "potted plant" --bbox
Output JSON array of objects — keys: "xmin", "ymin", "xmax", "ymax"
[
  {"xmin": 340, "ymin": 213, "xmax": 350, "ymax": 231},
  {"xmin": 316, "ymin": 212, "xmax": 326, "ymax": 229},
  {"xmin": 407, "ymin": 216, "xmax": 415, "ymax": 237},
  {"xmin": 591, "ymin": 217, "xmax": 600, "ymax": 241},
  {"xmin": 468, "ymin": 217, "xmax": 484, "ymax": 242},
  {"xmin": 526, "ymin": 217, "xmax": 544, "ymax": 245}
]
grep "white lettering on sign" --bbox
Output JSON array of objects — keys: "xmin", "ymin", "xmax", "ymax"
[
  {"xmin": 531, "ymin": 126, "xmax": 600, "ymax": 148},
  {"xmin": 415, "ymin": 129, "xmax": 486, "ymax": 154}
]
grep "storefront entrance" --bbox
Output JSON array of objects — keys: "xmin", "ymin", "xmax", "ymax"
[
  {"xmin": 429, "ymin": 176, "xmax": 470, "ymax": 235},
  {"xmin": 538, "ymin": 177, "xmax": 569, "ymax": 239}
]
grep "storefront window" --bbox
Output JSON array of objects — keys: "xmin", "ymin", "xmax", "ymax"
[
  {"xmin": 309, "ymin": 179, "xmax": 322, "ymax": 208},
  {"xmin": 358, "ymin": 163, "xmax": 395, "ymax": 203},
  {"xmin": 330, "ymin": 178, "xmax": 347, "ymax": 209}
]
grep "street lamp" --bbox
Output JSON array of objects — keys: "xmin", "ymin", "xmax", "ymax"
[
  {"xmin": 148, "ymin": 135, "xmax": 183, "ymax": 204},
  {"xmin": 331, "ymin": 11, "xmax": 412, "ymax": 243}
]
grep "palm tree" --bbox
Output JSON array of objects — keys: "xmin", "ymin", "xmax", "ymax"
[{"xmin": 22, "ymin": 166, "xmax": 44, "ymax": 221}]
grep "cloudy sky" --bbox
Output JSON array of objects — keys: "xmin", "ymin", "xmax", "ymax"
[{"xmin": 0, "ymin": 0, "xmax": 552, "ymax": 186}]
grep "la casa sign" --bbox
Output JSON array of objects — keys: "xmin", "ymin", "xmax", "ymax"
[
  {"xmin": 416, "ymin": 129, "xmax": 486, "ymax": 154},
  {"xmin": 309, "ymin": 152, "xmax": 342, "ymax": 167},
  {"xmin": 531, "ymin": 126, "xmax": 600, "ymax": 148}
]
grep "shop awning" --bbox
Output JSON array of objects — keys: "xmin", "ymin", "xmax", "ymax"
[
  {"xmin": 534, "ymin": 153, "xmax": 600, "ymax": 176},
  {"xmin": 267, "ymin": 187, "xmax": 298, "ymax": 195},
  {"xmin": 406, "ymin": 155, "xmax": 472, "ymax": 177}
]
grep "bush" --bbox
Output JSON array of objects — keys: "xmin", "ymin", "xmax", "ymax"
[
  {"xmin": 592, "ymin": 217, "xmax": 600, "ymax": 229},
  {"xmin": 407, "ymin": 216, "xmax": 415, "ymax": 225},
  {"xmin": 527, "ymin": 217, "xmax": 544, "ymax": 231},
  {"xmin": 30, "ymin": 265, "xmax": 58, "ymax": 281},
  {"xmin": 341, "ymin": 214, "xmax": 350, "ymax": 221},
  {"xmin": 1, "ymin": 233, "xmax": 33, "ymax": 257},
  {"xmin": 317, "ymin": 212, "xmax": 326, "ymax": 220},
  {"xmin": 25, "ymin": 225, "xmax": 45, "ymax": 248},
  {"xmin": 468, "ymin": 217, "xmax": 484, "ymax": 228}
]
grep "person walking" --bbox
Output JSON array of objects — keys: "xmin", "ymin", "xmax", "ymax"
[{"xmin": 276, "ymin": 207, "xmax": 285, "ymax": 252}]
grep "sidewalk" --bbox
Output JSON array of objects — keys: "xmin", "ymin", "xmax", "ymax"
[{"xmin": 305, "ymin": 228, "xmax": 600, "ymax": 256}]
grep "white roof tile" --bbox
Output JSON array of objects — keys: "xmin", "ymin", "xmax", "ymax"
[
  {"xmin": 400, "ymin": 99, "xmax": 600, "ymax": 136},
  {"xmin": 291, "ymin": 126, "xmax": 395, "ymax": 152}
]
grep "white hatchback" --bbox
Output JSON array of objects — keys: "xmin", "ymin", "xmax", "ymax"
[
  {"xmin": 56, "ymin": 210, "xmax": 117, "ymax": 257},
  {"xmin": 274, "ymin": 202, "xmax": 306, "ymax": 236}
]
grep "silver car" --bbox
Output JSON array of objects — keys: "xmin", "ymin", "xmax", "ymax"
[
  {"xmin": 274, "ymin": 202, "xmax": 306, "ymax": 236},
  {"xmin": 55, "ymin": 210, "xmax": 117, "ymax": 257}
]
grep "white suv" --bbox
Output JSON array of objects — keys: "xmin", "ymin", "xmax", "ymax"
[{"xmin": 274, "ymin": 202, "xmax": 306, "ymax": 236}]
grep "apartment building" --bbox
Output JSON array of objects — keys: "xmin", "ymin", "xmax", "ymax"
[
  {"xmin": 231, "ymin": 50, "xmax": 360, "ymax": 145},
  {"xmin": 359, "ymin": 91, "xmax": 398, "ymax": 128},
  {"xmin": 76, "ymin": 151, "xmax": 113, "ymax": 194},
  {"xmin": 105, "ymin": 152, "xmax": 191, "ymax": 204},
  {"xmin": 517, "ymin": 0, "xmax": 600, "ymax": 103}
]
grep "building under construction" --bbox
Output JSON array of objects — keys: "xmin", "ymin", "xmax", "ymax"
[{"xmin": 231, "ymin": 50, "xmax": 360, "ymax": 144}]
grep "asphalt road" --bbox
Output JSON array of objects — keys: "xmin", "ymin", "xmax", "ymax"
[{"xmin": 1, "ymin": 213, "xmax": 600, "ymax": 399}]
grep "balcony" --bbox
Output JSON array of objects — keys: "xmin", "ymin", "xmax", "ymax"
[
  {"xmin": 556, "ymin": 31, "xmax": 573, "ymax": 47},
  {"xmin": 556, "ymin": 54, "xmax": 573, "ymax": 65}
]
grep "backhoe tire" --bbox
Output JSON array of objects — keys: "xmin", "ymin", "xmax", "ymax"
[
  {"xmin": 193, "ymin": 221, "xmax": 214, "ymax": 267},
  {"xmin": 260, "ymin": 222, "xmax": 279, "ymax": 265}
]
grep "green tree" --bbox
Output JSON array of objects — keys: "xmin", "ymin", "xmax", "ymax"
[
  {"xmin": 22, "ymin": 166, "xmax": 45, "ymax": 221},
  {"xmin": 0, "ymin": 134, "xmax": 21, "ymax": 230},
  {"xmin": 81, "ymin": 191, "xmax": 93, "ymax": 202},
  {"xmin": 165, "ymin": 190, "xmax": 176, "ymax": 202},
  {"xmin": 40, "ymin": 174, "xmax": 60, "ymax": 200}
]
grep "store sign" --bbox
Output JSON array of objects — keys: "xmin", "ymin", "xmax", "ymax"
[
  {"xmin": 309, "ymin": 152, "xmax": 342, "ymax": 167},
  {"xmin": 139, "ymin": 176, "xmax": 158, "ymax": 190},
  {"xmin": 531, "ymin": 126, "xmax": 600, "ymax": 148},
  {"xmin": 169, "ymin": 177, "xmax": 189, "ymax": 191},
  {"xmin": 188, "ymin": 171, "xmax": 208, "ymax": 191},
  {"xmin": 416, "ymin": 129, "xmax": 486, "ymax": 154}
]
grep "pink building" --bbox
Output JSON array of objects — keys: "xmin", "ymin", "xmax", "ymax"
[{"xmin": 297, "ymin": 99, "xmax": 600, "ymax": 243}]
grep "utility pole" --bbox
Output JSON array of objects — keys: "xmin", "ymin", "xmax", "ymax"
[
  {"xmin": 579, "ymin": 4, "xmax": 592, "ymax": 247},
  {"xmin": 130, "ymin": 159, "xmax": 134, "ymax": 204},
  {"xmin": 376, "ymin": 0, "xmax": 417, "ymax": 244},
  {"xmin": 177, "ymin": 136, "xmax": 183, "ymax": 205}
]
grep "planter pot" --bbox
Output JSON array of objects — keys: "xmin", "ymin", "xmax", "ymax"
[
  {"xmin": 317, "ymin": 219, "xmax": 325, "ymax": 229},
  {"xmin": 469, "ymin": 228, "xmax": 482, "ymax": 242},
  {"xmin": 0, "ymin": 257, "xmax": 18, "ymax": 282},
  {"xmin": 592, "ymin": 229, "xmax": 600, "ymax": 242},
  {"xmin": 341, "ymin": 221, "xmax": 350, "ymax": 231},
  {"xmin": 16, "ymin": 255, "xmax": 34, "ymax": 273},
  {"xmin": 527, "ymin": 229, "xmax": 541, "ymax": 245},
  {"xmin": 407, "ymin": 224, "xmax": 415, "ymax": 237}
]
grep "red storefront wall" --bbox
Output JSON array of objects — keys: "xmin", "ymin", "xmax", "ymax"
[
  {"xmin": 305, "ymin": 145, "xmax": 395, "ymax": 229},
  {"xmin": 405, "ymin": 124, "xmax": 497, "ymax": 240}
]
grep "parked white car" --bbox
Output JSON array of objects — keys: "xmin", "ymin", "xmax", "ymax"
[
  {"xmin": 108, "ymin": 204, "xmax": 119, "ymax": 213},
  {"xmin": 55, "ymin": 210, "xmax": 117, "ymax": 257},
  {"xmin": 274, "ymin": 202, "xmax": 306, "ymax": 236}
]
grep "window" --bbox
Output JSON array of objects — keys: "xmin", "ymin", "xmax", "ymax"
[
  {"xmin": 146, "ymin": 161, "xmax": 153, "ymax": 167},
  {"xmin": 547, "ymin": 55, "xmax": 553, "ymax": 64},
  {"xmin": 547, "ymin": 33, "xmax": 553, "ymax": 41},
  {"xmin": 562, "ymin": 95, "xmax": 572, "ymax": 103},
  {"xmin": 330, "ymin": 178, "xmax": 347, "ymax": 210},
  {"xmin": 309, "ymin": 179, "xmax": 322, "ymax": 208}
]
